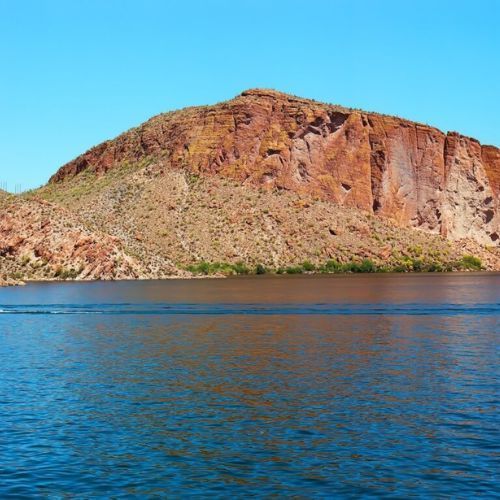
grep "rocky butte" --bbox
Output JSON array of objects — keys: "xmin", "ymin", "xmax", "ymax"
[
  {"xmin": 1, "ymin": 89, "xmax": 499, "ymax": 284},
  {"xmin": 51, "ymin": 89, "xmax": 499, "ymax": 246}
]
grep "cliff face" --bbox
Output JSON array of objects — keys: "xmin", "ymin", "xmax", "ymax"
[
  {"xmin": 38, "ymin": 165, "xmax": 500, "ymax": 274},
  {"xmin": 50, "ymin": 89, "xmax": 499, "ymax": 246}
]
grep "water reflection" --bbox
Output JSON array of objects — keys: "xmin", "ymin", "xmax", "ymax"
[{"xmin": 0, "ymin": 274, "xmax": 498, "ymax": 496}]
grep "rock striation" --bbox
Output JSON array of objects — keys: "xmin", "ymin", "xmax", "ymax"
[
  {"xmin": 50, "ymin": 89, "xmax": 499, "ymax": 246},
  {"xmin": 0, "ymin": 193, "xmax": 146, "ymax": 284}
]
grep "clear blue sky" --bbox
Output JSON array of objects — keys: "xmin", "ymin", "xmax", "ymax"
[{"xmin": 0, "ymin": 0, "xmax": 498, "ymax": 191}]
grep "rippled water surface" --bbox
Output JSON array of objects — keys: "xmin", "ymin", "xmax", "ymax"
[{"xmin": 0, "ymin": 274, "xmax": 498, "ymax": 497}]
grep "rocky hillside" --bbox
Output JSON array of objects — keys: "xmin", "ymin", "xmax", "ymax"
[
  {"xmin": 36, "ymin": 159, "xmax": 499, "ymax": 276},
  {"xmin": 50, "ymin": 89, "xmax": 499, "ymax": 246},
  {"xmin": 2, "ymin": 89, "xmax": 499, "ymax": 285},
  {"xmin": 0, "ymin": 190, "xmax": 147, "ymax": 285}
]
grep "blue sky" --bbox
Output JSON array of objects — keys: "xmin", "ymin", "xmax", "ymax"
[{"xmin": 0, "ymin": 0, "xmax": 498, "ymax": 191}]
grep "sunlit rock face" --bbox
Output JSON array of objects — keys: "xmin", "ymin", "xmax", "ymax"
[{"xmin": 50, "ymin": 89, "xmax": 499, "ymax": 246}]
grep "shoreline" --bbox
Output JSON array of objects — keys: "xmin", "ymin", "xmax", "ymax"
[{"xmin": 2, "ymin": 269, "xmax": 498, "ymax": 288}]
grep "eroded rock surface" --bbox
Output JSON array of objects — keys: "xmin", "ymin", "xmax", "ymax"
[
  {"xmin": 0, "ymin": 194, "xmax": 147, "ymax": 283},
  {"xmin": 39, "ymin": 166, "xmax": 500, "ymax": 273},
  {"xmin": 50, "ymin": 89, "xmax": 499, "ymax": 246}
]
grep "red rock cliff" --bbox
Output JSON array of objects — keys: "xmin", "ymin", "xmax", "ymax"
[{"xmin": 50, "ymin": 89, "xmax": 499, "ymax": 245}]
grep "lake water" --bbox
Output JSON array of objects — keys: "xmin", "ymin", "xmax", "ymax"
[{"xmin": 0, "ymin": 274, "xmax": 498, "ymax": 497}]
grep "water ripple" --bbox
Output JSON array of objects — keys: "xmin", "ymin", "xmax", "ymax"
[
  {"xmin": 0, "ymin": 302, "xmax": 498, "ymax": 316},
  {"xmin": 0, "ymin": 276, "xmax": 499, "ymax": 497}
]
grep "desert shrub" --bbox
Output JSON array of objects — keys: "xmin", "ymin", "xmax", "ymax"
[
  {"xmin": 255, "ymin": 264, "xmax": 267, "ymax": 275},
  {"xmin": 186, "ymin": 261, "xmax": 250, "ymax": 276},
  {"xmin": 459, "ymin": 255, "xmax": 482, "ymax": 271},
  {"xmin": 54, "ymin": 266, "xmax": 80, "ymax": 280},
  {"xmin": 392, "ymin": 263, "xmax": 409, "ymax": 273},
  {"xmin": 211, "ymin": 262, "xmax": 234, "ymax": 275},
  {"xmin": 301, "ymin": 261, "xmax": 315, "ymax": 272},
  {"xmin": 322, "ymin": 259, "xmax": 342, "ymax": 273},
  {"xmin": 410, "ymin": 258, "xmax": 424, "ymax": 272},
  {"xmin": 196, "ymin": 261, "xmax": 211, "ymax": 275},
  {"xmin": 424, "ymin": 262, "xmax": 444, "ymax": 272},
  {"xmin": 342, "ymin": 261, "xmax": 360, "ymax": 273},
  {"xmin": 358, "ymin": 259, "xmax": 377, "ymax": 273},
  {"xmin": 232, "ymin": 262, "xmax": 250, "ymax": 275},
  {"xmin": 186, "ymin": 261, "xmax": 211, "ymax": 275},
  {"xmin": 408, "ymin": 245, "xmax": 423, "ymax": 257},
  {"xmin": 285, "ymin": 266, "xmax": 303, "ymax": 274}
]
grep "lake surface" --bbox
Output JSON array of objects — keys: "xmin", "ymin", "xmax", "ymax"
[{"xmin": 0, "ymin": 274, "xmax": 498, "ymax": 497}]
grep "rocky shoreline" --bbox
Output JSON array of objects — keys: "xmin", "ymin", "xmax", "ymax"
[{"xmin": 2, "ymin": 266, "xmax": 497, "ymax": 289}]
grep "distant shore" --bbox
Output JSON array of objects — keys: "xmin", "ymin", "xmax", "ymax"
[{"xmin": 2, "ymin": 267, "xmax": 496, "ymax": 288}]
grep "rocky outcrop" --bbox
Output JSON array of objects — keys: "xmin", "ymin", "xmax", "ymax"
[
  {"xmin": 0, "ymin": 195, "xmax": 147, "ymax": 283},
  {"xmin": 38, "ymin": 165, "xmax": 500, "ymax": 272},
  {"xmin": 50, "ymin": 89, "xmax": 499, "ymax": 246}
]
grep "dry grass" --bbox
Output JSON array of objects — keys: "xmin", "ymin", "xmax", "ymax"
[{"xmin": 30, "ymin": 160, "xmax": 500, "ymax": 278}]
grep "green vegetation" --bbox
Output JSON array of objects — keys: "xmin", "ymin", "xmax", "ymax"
[
  {"xmin": 185, "ymin": 261, "xmax": 249, "ymax": 276},
  {"xmin": 458, "ymin": 255, "xmax": 482, "ymax": 271},
  {"xmin": 30, "ymin": 156, "xmax": 155, "ymax": 205},
  {"xmin": 255, "ymin": 263, "xmax": 267, "ymax": 275},
  {"xmin": 301, "ymin": 260, "xmax": 315, "ymax": 272},
  {"xmin": 322, "ymin": 259, "xmax": 342, "ymax": 272},
  {"xmin": 283, "ymin": 266, "xmax": 304, "ymax": 274},
  {"xmin": 184, "ymin": 254, "xmax": 485, "ymax": 276},
  {"xmin": 54, "ymin": 266, "xmax": 81, "ymax": 280}
]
